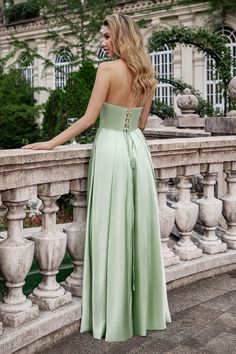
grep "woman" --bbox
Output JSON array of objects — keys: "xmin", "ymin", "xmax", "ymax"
[{"xmin": 22, "ymin": 13, "xmax": 171, "ymax": 342}]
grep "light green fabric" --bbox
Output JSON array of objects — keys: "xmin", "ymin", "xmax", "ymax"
[{"xmin": 80, "ymin": 102, "xmax": 171, "ymax": 342}]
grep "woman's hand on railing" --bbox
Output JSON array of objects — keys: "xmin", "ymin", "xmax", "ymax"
[{"xmin": 21, "ymin": 140, "xmax": 55, "ymax": 150}]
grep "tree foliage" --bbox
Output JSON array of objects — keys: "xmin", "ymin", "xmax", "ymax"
[
  {"xmin": 40, "ymin": 0, "xmax": 117, "ymax": 63},
  {"xmin": 41, "ymin": 89, "xmax": 65, "ymax": 141},
  {"xmin": 0, "ymin": 0, "xmax": 117, "ymax": 73},
  {"xmin": 0, "ymin": 69, "xmax": 40, "ymax": 149},
  {"xmin": 42, "ymin": 60, "xmax": 98, "ymax": 143}
]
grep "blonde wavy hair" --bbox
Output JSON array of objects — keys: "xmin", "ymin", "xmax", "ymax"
[{"xmin": 103, "ymin": 13, "xmax": 156, "ymax": 105}]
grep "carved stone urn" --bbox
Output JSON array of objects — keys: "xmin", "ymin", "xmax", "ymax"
[
  {"xmin": 177, "ymin": 88, "xmax": 199, "ymax": 115},
  {"xmin": 176, "ymin": 88, "xmax": 204, "ymax": 128},
  {"xmin": 227, "ymin": 76, "xmax": 236, "ymax": 117}
]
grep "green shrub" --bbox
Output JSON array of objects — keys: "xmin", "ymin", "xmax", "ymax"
[
  {"xmin": 0, "ymin": 69, "xmax": 40, "ymax": 149},
  {"xmin": 41, "ymin": 89, "xmax": 65, "ymax": 141},
  {"xmin": 63, "ymin": 60, "xmax": 97, "ymax": 118},
  {"xmin": 150, "ymin": 99, "xmax": 176, "ymax": 119},
  {"xmin": 42, "ymin": 60, "xmax": 99, "ymax": 144}
]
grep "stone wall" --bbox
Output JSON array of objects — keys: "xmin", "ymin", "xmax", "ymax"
[{"xmin": 0, "ymin": 1, "xmax": 232, "ymax": 110}]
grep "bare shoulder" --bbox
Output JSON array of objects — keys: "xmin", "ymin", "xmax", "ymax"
[
  {"xmin": 96, "ymin": 61, "xmax": 113, "ymax": 82},
  {"xmin": 97, "ymin": 61, "xmax": 114, "ymax": 71},
  {"xmin": 97, "ymin": 60, "xmax": 127, "ymax": 81},
  {"xmin": 100, "ymin": 59, "xmax": 126, "ymax": 70}
]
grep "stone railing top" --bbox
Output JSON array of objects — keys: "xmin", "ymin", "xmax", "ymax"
[
  {"xmin": 1, "ymin": 136, "xmax": 236, "ymax": 191},
  {"xmin": 148, "ymin": 135, "xmax": 236, "ymax": 152},
  {"xmin": 0, "ymin": 144, "xmax": 91, "ymax": 165},
  {"xmin": 1, "ymin": 135, "xmax": 236, "ymax": 162}
]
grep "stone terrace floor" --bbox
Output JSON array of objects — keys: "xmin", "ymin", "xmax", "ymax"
[{"xmin": 39, "ymin": 271, "xmax": 236, "ymax": 354}]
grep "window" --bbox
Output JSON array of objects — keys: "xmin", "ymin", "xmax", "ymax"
[
  {"xmin": 150, "ymin": 45, "xmax": 174, "ymax": 105},
  {"xmin": 97, "ymin": 47, "xmax": 107, "ymax": 63},
  {"xmin": 20, "ymin": 56, "xmax": 34, "ymax": 87},
  {"xmin": 206, "ymin": 26, "xmax": 236, "ymax": 110},
  {"xmin": 55, "ymin": 49, "xmax": 73, "ymax": 89}
]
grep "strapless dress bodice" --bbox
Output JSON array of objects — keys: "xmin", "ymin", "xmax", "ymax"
[{"xmin": 99, "ymin": 102, "xmax": 142, "ymax": 132}]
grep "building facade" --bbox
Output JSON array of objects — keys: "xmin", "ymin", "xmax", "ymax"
[{"xmin": 0, "ymin": 0, "xmax": 235, "ymax": 112}]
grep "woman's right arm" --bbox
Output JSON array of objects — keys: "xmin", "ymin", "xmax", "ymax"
[
  {"xmin": 138, "ymin": 86, "xmax": 156, "ymax": 132},
  {"xmin": 22, "ymin": 62, "xmax": 111, "ymax": 150}
]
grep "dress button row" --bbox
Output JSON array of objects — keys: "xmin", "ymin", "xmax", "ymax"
[{"xmin": 123, "ymin": 108, "xmax": 132, "ymax": 132}]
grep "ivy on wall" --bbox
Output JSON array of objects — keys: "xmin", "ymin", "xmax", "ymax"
[{"xmin": 148, "ymin": 26, "xmax": 233, "ymax": 114}]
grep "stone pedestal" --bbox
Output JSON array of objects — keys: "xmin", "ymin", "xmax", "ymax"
[
  {"xmin": 29, "ymin": 292, "xmax": 71, "ymax": 311},
  {"xmin": 0, "ymin": 305, "xmax": 39, "ymax": 327},
  {"xmin": 146, "ymin": 115, "xmax": 164, "ymax": 129},
  {"xmin": 176, "ymin": 114, "xmax": 205, "ymax": 128},
  {"xmin": 205, "ymin": 76, "xmax": 236, "ymax": 134},
  {"xmin": 176, "ymin": 88, "xmax": 204, "ymax": 129},
  {"xmin": 205, "ymin": 116, "xmax": 236, "ymax": 135}
]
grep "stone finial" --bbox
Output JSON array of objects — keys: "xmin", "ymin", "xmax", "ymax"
[
  {"xmin": 177, "ymin": 88, "xmax": 199, "ymax": 114},
  {"xmin": 228, "ymin": 76, "xmax": 236, "ymax": 102},
  {"xmin": 176, "ymin": 88, "xmax": 204, "ymax": 128},
  {"xmin": 227, "ymin": 76, "xmax": 236, "ymax": 117}
]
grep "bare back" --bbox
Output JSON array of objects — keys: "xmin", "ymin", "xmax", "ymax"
[
  {"xmin": 105, "ymin": 59, "xmax": 142, "ymax": 108},
  {"xmin": 62, "ymin": 58, "xmax": 156, "ymax": 135}
]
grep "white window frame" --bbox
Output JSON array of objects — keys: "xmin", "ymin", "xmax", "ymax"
[
  {"xmin": 20, "ymin": 57, "xmax": 34, "ymax": 87},
  {"xmin": 205, "ymin": 26, "xmax": 236, "ymax": 110},
  {"xmin": 97, "ymin": 47, "xmax": 107, "ymax": 64},
  {"xmin": 55, "ymin": 49, "xmax": 73, "ymax": 89},
  {"xmin": 150, "ymin": 45, "xmax": 174, "ymax": 105}
]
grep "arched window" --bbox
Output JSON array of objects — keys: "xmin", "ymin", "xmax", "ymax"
[
  {"xmin": 206, "ymin": 26, "xmax": 236, "ymax": 110},
  {"xmin": 150, "ymin": 45, "xmax": 174, "ymax": 105},
  {"xmin": 20, "ymin": 56, "xmax": 34, "ymax": 87},
  {"xmin": 97, "ymin": 47, "xmax": 107, "ymax": 63},
  {"xmin": 55, "ymin": 49, "xmax": 73, "ymax": 89}
]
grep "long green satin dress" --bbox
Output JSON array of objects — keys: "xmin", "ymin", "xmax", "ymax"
[{"xmin": 80, "ymin": 102, "xmax": 171, "ymax": 342}]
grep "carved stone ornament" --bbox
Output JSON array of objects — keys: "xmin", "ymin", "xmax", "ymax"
[
  {"xmin": 228, "ymin": 76, "xmax": 236, "ymax": 102},
  {"xmin": 177, "ymin": 88, "xmax": 199, "ymax": 114}
]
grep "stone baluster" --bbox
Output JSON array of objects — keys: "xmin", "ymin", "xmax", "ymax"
[
  {"xmin": 196, "ymin": 165, "xmax": 227, "ymax": 254},
  {"xmin": 220, "ymin": 165, "xmax": 236, "ymax": 249},
  {"xmin": 62, "ymin": 178, "xmax": 87, "ymax": 296},
  {"xmin": 156, "ymin": 168, "xmax": 180, "ymax": 267},
  {"xmin": 0, "ymin": 187, "xmax": 39, "ymax": 327},
  {"xmin": 0, "ymin": 195, "xmax": 4, "ymax": 334},
  {"xmin": 29, "ymin": 182, "xmax": 72, "ymax": 310},
  {"xmin": 173, "ymin": 166, "xmax": 202, "ymax": 260}
]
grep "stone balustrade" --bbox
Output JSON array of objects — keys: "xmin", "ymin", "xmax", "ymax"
[{"xmin": 0, "ymin": 136, "xmax": 236, "ymax": 352}]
